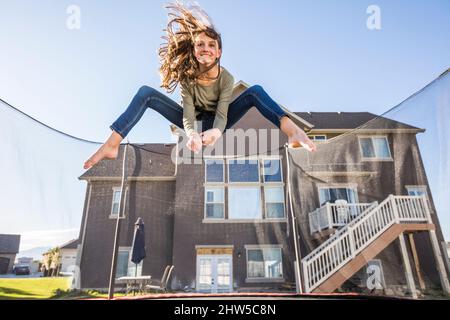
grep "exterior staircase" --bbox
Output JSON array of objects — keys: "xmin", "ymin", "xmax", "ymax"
[{"xmin": 301, "ymin": 195, "xmax": 435, "ymax": 293}]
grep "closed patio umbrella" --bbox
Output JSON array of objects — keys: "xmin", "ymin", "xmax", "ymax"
[{"xmin": 131, "ymin": 217, "xmax": 146, "ymax": 276}]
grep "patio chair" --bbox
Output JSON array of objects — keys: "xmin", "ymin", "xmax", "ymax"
[
  {"xmin": 335, "ymin": 199, "xmax": 349, "ymax": 225},
  {"xmin": 145, "ymin": 265, "xmax": 174, "ymax": 293},
  {"xmin": 150, "ymin": 265, "xmax": 170, "ymax": 287}
]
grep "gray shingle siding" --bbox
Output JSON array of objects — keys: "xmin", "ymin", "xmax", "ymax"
[{"xmin": 295, "ymin": 112, "xmax": 421, "ymax": 131}]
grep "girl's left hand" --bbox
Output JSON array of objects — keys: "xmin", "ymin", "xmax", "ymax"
[{"xmin": 200, "ymin": 128, "xmax": 222, "ymax": 146}]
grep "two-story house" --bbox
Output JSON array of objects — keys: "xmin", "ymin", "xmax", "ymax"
[{"xmin": 76, "ymin": 74, "xmax": 450, "ymax": 298}]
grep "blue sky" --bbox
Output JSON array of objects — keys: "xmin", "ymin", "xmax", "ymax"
[{"xmin": 0, "ymin": 0, "xmax": 449, "ymax": 250}]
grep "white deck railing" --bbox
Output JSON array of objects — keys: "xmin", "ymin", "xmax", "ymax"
[
  {"xmin": 309, "ymin": 202, "xmax": 377, "ymax": 234},
  {"xmin": 302, "ymin": 195, "xmax": 431, "ymax": 293}
]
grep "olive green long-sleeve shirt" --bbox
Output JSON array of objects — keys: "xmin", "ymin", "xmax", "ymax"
[{"xmin": 180, "ymin": 67, "xmax": 235, "ymax": 137}]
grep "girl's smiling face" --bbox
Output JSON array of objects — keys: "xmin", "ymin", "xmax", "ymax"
[{"xmin": 193, "ymin": 32, "xmax": 221, "ymax": 67}]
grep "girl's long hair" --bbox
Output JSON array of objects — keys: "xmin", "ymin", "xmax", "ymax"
[{"xmin": 159, "ymin": 1, "xmax": 222, "ymax": 93}]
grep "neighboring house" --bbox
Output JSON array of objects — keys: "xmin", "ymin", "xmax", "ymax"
[
  {"xmin": 76, "ymin": 72, "xmax": 450, "ymax": 297},
  {"xmin": 0, "ymin": 234, "xmax": 21, "ymax": 274},
  {"xmin": 60, "ymin": 239, "xmax": 79, "ymax": 273},
  {"xmin": 17, "ymin": 257, "xmax": 33, "ymax": 264}
]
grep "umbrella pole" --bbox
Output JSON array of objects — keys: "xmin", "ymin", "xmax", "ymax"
[
  {"xmin": 108, "ymin": 143, "xmax": 129, "ymax": 300},
  {"xmin": 135, "ymin": 263, "xmax": 138, "ymax": 296}
]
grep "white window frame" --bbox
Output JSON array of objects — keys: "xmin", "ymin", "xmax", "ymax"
[
  {"xmin": 317, "ymin": 183, "xmax": 359, "ymax": 206},
  {"xmin": 262, "ymin": 157, "xmax": 286, "ymax": 220},
  {"xmin": 195, "ymin": 252, "xmax": 233, "ymax": 293},
  {"xmin": 308, "ymin": 135, "xmax": 327, "ymax": 141},
  {"xmin": 405, "ymin": 185, "xmax": 428, "ymax": 198},
  {"xmin": 358, "ymin": 135, "xmax": 393, "ymax": 161},
  {"xmin": 264, "ymin": 186, "xmax": 286, "ymax": 220},
  {"xmin": 228, "ymin": 185, "xmax": 263, "ymax": 220},
  {"xmin": 245, "ymin": 245, "xmax": 284, "ymax": 283},
  {"xmin": 406, "ymin": 185, "xmax": 432, "ymax": 212},
  {"xmin": 110, "ymin": 186, "xmax": 128, "ymax": 219},
  {"xmin": 205, "ymin": 158, "xmax": 225, "ymax": 183},
  {"xmin": 115, "ymin": 247, "xmax": 143, "ymax": 280},
  {"xmin": 203, "ymin": 156, "xmax": 287, "ymax": 223},
  {"xmin": 261, "ymin": 157, "xmax": 283, "ymax": 183},
  {"xmin": 204, "ymin": 187, "xmax": 225, "ymax": 220},
  {"xmin": 227, "ymin": 157, "xmax": 260, "ymax": 184}
]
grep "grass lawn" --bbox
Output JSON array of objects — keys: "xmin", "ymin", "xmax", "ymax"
[
  {"xmin": 0, "ymin": 277, "xmax": 71, "ymax": 300},
  {"xmin": 0, "ymin": 277, "xmax": 134, "ymax": 300}
]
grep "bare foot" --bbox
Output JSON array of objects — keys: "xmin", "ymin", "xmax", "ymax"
[
  {"xmin": 83, "ymin": 143, "xmax": 120, "ymax": 170},
  {"xmin": 280, "ymin": 116, "xmax": 317, "ymax": 152},
  {"xmin": 288, "ymin": 130, "xmax": 317, "ymax": 152},
  {"xmin": 84, "ymin": 130, "xmax": 123, "ymax": 169}
]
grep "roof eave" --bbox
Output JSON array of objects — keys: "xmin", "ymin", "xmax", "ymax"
[
  {"xmin": 308, "ymin": 128, "xmax": 426, "ymax": 134},
  {"xmin": 79, "ymin": 176, "xmax": 177, "ymax": 182}
]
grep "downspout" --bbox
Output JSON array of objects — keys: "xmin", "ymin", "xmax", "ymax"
[{"xmin": 175, "ymin": 135, "xmax": 179, "ymax": 176}]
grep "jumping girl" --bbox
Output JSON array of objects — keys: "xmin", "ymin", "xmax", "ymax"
[{"xmin": 83, "ymin": 2, "xmax": 316, "ymax": 170}]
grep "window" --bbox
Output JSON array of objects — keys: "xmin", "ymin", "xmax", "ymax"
[
  {"xmin": 205, "ymin": 188, "xmax": 225, "ymax": 219},
  {"xmin": 308, "ymin": 135, "xmax": 327, "ymax": 141},
  {"xmin": 111, "ymin": 187, "xmax": 127, "ymax": 218},
  {"xmin": 228, "ymin": 159, "xmax": 259, "ymax": 183},
  {"xmin": 262, "ymin": 159, "xmax": 282, "ymax": 182},
  {"xmin": 204, "ymin": 157, "xmax": 286, "ymax": 222},
  {"xmin": 247, "ymin": 247, "xmax": 283, "ymax": 279},
  {"xmin": 406, "ymin": 185, "xmax": 431, "ymax": 211},
  {"xmin": 406, "ymin": 186, "xmax": 428, "ymax": 198},
  {"xmin": 359, "ymin": 136, "xmax": 391, "ymax": 159},
  {"xmin": 205, "ymin": 159, "xmax": 224, "ymax": 182},
  {"xmin": 263, "ymin": 159, "xmax": 285, "ymax": 219},
  {"xmin": 228, "ymin": 187, "xmax": 262, "ymax": 219},
  {"xmin": 319, "ymin": 187, "xmax": 358, "ymax": 206},
  {"xmin": 116, "ymin": 248, "xmax": 142, "ymax": 278},
  {"xmin": 264, "ymin": 187, "xmax": 285, "ymax": 218},
  {"xmin": 198, "ymin": 258, "xmax": 213, "ymax": 290},
  {"xmin": 111, "ymin": 189, "xmax": 121, "ymax": 215}
]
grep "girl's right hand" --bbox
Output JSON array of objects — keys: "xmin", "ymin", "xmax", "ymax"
[{"xmin": 187, "ymin": 132, "xmax": 203, "ymax": 153}]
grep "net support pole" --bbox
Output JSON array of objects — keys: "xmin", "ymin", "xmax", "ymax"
[
  {"xmin": 285, "ymin": 144, "xmax": 304, "ymax": 294},
  {"xmin": 108, "ymin": 143, "xmax": 129, "ymax": 300}
]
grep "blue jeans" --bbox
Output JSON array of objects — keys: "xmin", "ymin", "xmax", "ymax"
[{"xmin": 110, "ymin": 84, "xmax": 289, "ymax": 138}]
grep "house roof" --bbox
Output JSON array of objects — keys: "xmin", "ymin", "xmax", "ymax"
[
  {"xmin": 233, "ymin": 80, "xmax": 315, "ymax": 130},
  {"xmin": 60, "ymin": 238, "xmax": 79, "ymax": 250},
  {"xmin": 79, "ymin": 143, "xmax": 176, "ymax": 180},
  {"xmin": 293, "ymin": 112, "xmax": 423, "ymax": 132},
  {"xmin": 232, "ymin": 81, "xmax": 422, "ymax": 133},
  {"xmin": 0, "ymin": 234, "xmax": 21, "ymax": 254}
]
